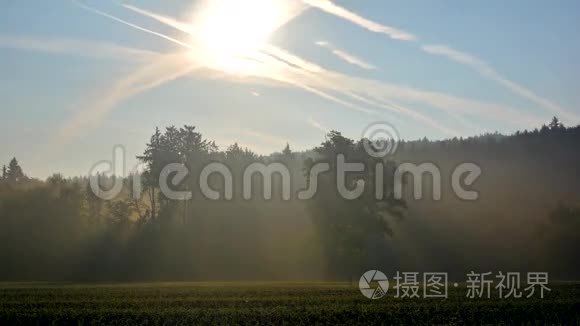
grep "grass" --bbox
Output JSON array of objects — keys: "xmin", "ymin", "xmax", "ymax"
[{"xmin": 0, "ymin": 282, "xmax": 578, "ymax": 325}]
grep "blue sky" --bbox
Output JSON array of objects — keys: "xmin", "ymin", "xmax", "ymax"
[{"xmin": 1, "ymin": 0, "xmax": 579, "ymax": 177}]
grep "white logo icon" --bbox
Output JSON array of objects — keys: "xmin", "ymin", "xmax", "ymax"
[
  {"xmin": 362, "ymin": 122, "xmax": 400, "ymax": 158},
  {"xmin": 359, "ymin": 270, "xmax": 389, "ymax": 299}
]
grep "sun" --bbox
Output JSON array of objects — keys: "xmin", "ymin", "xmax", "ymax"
[{"xmin": 190, "ymin": 0, "xmax": 302, "ymax": 75}]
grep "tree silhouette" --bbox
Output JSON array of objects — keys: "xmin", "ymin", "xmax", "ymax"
[
  {"xmin": 282, "ymin": 143, "xmax": 292, "ymax": 157},
  {"xmin": 6, "ymin": 158, "xmax": 25, "ymax": 182},
  {"xmin": 306, "ymin": 131, "xmax": 406, "ymax": 279},
  {"xmin": 549, "ymin": 116, "xmax": 564, "ymax": 131},
  {"xmin": 138, "ymin": 125, "xmax": 218, "ymax": 223}
]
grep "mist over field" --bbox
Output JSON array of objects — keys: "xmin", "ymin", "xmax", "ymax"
[{"xmin": 1, "ymin": 119, "xmax": 578, "ymax": 282}]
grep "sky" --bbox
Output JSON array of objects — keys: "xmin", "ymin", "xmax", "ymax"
[{"xmin": 1, "ymin": 0, "xmax": 579, "ymax": 178}]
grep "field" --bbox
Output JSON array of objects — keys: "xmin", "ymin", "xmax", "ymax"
[{"xmin": 0, "ymin": 282, "xmax": 579, "ymax": 325}]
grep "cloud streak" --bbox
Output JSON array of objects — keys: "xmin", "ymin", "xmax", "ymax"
[
  {"xmin": 62, "ymin": 1, "xmax": 550, "ymax": 143},
  {"xmin": 307, "ymin": 117, "xmax": 330, "ymax": 134},
  {"xmin": 316, "ymin": 41, "xmax": 376, "ymax": 70},
  {"xmin": 300, "ymin": 1, "xmax": 577, "ymax": 124},
  {"xmin": 53, "ymin": 53, "xmax": 197, "ymax": 146},
  {"xmin": 0, "ymin": 35, "xmax": 159, "ymax": 61},
  {"xmin": 248, "ymin": 46, "xmax": 521, "ymax": 136},
  {"xmin": 122, "ymin": 4, "xmax": 193, "ymax": 34},
  {"xmin": 95, "ymin": 3, "xmax": 464, "ymax": 135},
  {"xmin": 73, "ymin": 1, "xmax": 193, "ymax": 49},
  {"xmin": 302, "ymin": 0, "xmax": 416, "ymax": 41},
  {"xmin": 422, "ymin": 45, "xmax": 579, "ymax": 122},
  {"xmin": 105, "ymin": 3, "xmax": 542, "ymax": 134}
]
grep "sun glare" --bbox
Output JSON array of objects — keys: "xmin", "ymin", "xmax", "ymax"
[{"xmin": 190, "ymin": 0, "xmax": 299, "ymax": 75}]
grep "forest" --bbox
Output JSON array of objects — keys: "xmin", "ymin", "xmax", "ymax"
[{"xmin": 0, "ymin": 117, "xmax": 579, "ymax": 281}]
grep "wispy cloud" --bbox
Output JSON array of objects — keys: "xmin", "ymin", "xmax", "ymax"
[
  {"xmin": 300, "ymin": 1, "xmax": 577, "ymax": 124},
  {"xmin": 302, "ymin": 0, "xmax": 416, "ymax": 41},
  {"xmin": 307, "ymin": 117, "xmax": 330, "ymax": 134},
  {"xmin": 92, "ymin": 4, "xmax": 413, "ymax": 124},
  {"xmin": 122, "ymin": 4, "xmax": 193, "ymax": 34},
  {"xmin": 61, "ymin": 1, "xmax": 548, "ymax": 143},
  {"xmin": 0, "ymin": 35, "xmax": 158, "ymax": 61},
  {"xmin": 316, "ymin": 41, "xmax": 376, "ymax": 70},
  {"xmin": 262, "ymin": 45, "xmax": 323, "ymax": 73},
  {"xmin": 422, "ymin": 45, "xmax": 579, "ymax": 122},
  {"xmin": 254, "ymin": 45, "xmax": 536, "ymax": 133},
  {"xmin": 53, "ymin": 53, "xmax": 197, "ymax": 146},
  {"xmin": 85, "ymin": 3, "xmax": 536, "ymax": 134}
]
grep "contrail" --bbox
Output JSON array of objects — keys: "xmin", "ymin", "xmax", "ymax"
[
  {"xmin": 109, "ymin": 4, "xmax": 382, "ymax": 117},
  {"xmin": 123, "ymin": 4, "xmax": 193, "ymax": 34},
  {"xmin": 230, "ymin": 43, "xmax": 536, "ymax": 133},
  {"xmin": 258, "ymin": 50, "xmax": 479, "ymax": 135},
  {"xmin": 262, "ymin": 45, "xmax": 323, "ymax": 73},
  {"xmin": 324, "ymin": 70, "xmax": 544, "ymax": 126},
  {"xmin": 54, "ymin": 53, "xmax": 197, "ymax": 145},
  {"xmin": 423, "ymin": 44, "xmax": 580, "ymax": 122},
  {"xmin": 300, "ymin": 1, "xmax": 576, "ymax": 123},
  {"xmin": 122, "ymin": 1, "xmax": 307, "ymax": 42},
  {"xmin": 72, "ymin": 1, "xmax": 544, "ymax": 137},
  {"xmin": 257, "ymin": 48, "xmax": 506, "ymax": 133},
  {"xmin": 302, "ymin": 0, "xmax": 416, "ymax": 41},
  {"xmin": 0, "ymin": 35, "xmax": 159, "ymax": 61},
  {"xmin": 275, "ymin": 72, "xmax": 378, "ymax": 115},
  {"xmin": 344, "ymin": 91, "xmax": 460, "ymax": 136},
  {"xmin": 72, "ymin": 1, "xmax": 193, "ymax": 49},
  {"xmin": 316, "ymin": 41, "xmax": 376, "ymax": 70},
  {"xmin": 106, "ymin": 3, "xmax": 465, "ymax": 133}
]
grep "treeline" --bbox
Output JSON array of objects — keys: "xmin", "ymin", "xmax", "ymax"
[
  {"xmin": 0, "ymin": 117, "xmax": 579, "ymax": 281},
  {"xmin": 0, "ymin": 126, "xmax": 404, "ymax": 281},
  {"xmin": 389, "ymin": 117, "xmax": 580, "ymax": 279}
]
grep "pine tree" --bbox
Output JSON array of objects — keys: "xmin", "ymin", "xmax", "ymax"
[
  {"xmin": 282, "ymin": 143, "xmax": 292, "ymax": 157},
  {"xmin": 7, "ymin": 158, "xmax": 24, "ymax": 182},
  {"xmin": 1, "ymin": 165, "xmax": 6, "ymax": 180},
  {"xmin": 549, "ymin": 116, "xmax": 564, "ymax": 131}
]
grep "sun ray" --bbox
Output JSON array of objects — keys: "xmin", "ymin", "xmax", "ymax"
[
  {"xmin": 53, "ymin": 53, "xmax": 197, "ymax": 146},
  {"xmin": 66, "ymin": 0, "xmax": 547, "ymax": 141}
]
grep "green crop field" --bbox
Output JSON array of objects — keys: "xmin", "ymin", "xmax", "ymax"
[{"xmin": 0, "ymin": 282, "xmax": 578, "ymax": 325}]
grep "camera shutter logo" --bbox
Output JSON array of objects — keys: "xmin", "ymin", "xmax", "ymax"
[{"xmin": 359, "ymin": 270, "xmax": 389, "ymax": 299}]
